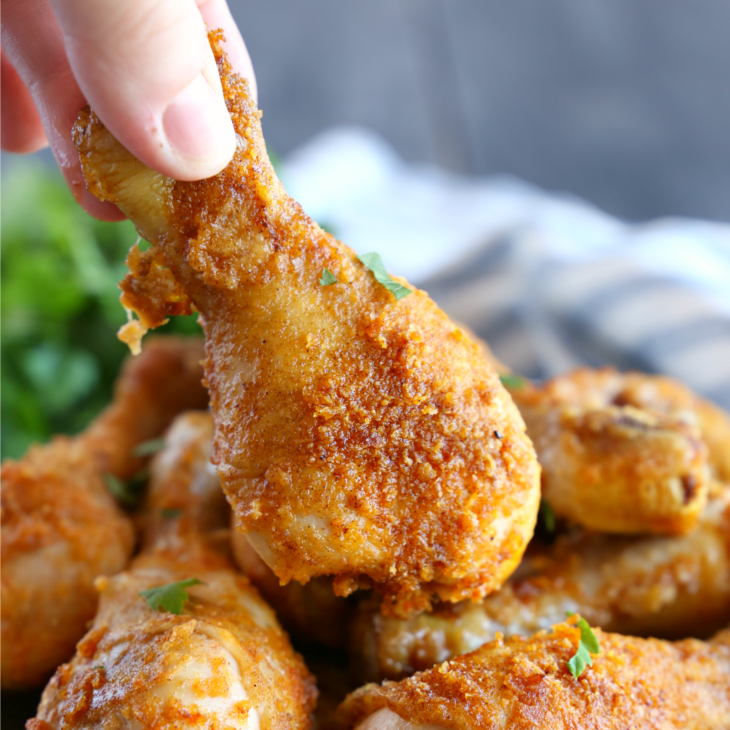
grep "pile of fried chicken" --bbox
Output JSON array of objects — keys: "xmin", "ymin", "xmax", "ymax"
[{"xmin": 3, "ymin": 32, "xmax": 730, "ymax": 730}]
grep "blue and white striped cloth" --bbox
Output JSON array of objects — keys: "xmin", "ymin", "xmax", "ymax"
[{"xmin": 282, "ymin": 127, "xmax": 730, "ymax": 410}]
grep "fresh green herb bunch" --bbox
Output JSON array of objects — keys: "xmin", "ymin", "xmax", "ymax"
[{"xmin": 1, "ymin": 161, "xmax": 201, "ymax": 460}]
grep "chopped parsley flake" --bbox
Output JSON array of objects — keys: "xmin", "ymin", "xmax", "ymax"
[
  {"xmin": 499, "ymin": 373, "xmax": 527, "ymax": 389},
  {"xmin": 103, "ymin": 472, "xmax": 145, "ymax": 508},
  {"xmin": 132, "ymin": 437, "xmax": 166, "ymax": 458},
  {"xmin": 161, "ymin": 508, "xmax": 183, "ymax": 519},
  {"xmin": 139, "ymin": 578, "xmax": 204, "ymax": 615},
  {"xmin": 566, "ymin": 613, "xmax": 600, "ymax": 678},
  {"xmin": 357, "ymin": 252, "xmax": 411, "ymax": 301},
  {"xmin": 539, "ymin": 499, "xmax": 556, "ymax": 535},
  {"xmin": 319, "ymin": 268, "xmax": 338, "ymax": 286}
]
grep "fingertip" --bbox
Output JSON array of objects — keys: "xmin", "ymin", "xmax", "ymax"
[
  {"xmin": 78, "ymin": 185, "xmax": 127, "ymax": 221},
  {"xmin": 3, "ymin": 0, "xmax": 124, "ymax": 220},
  {"xmin": 160, "ymin": 72, "xmax": 236, "ymax": 180},
  {"xmin": 1, "ymin": 121, "xmax": 49, "ymax": 155},
  {"xmin": 56, "ymin": 0, "xmax": 240, "ymax": 182},
  {"xmin": 1, "ymin": 50, "xmax": 49, "ymax": 153}
]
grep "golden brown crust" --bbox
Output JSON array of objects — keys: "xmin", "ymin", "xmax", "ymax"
[
  {"xmin": 139, "ymin": 411, "xmax": 230, "ymax": 548},
  {"xmin": 349, "ymin": 492, "xmax": 730, "ymax": 681},
  {"xmin": 117, "ymin": 244, "xmax": 194, "ymax": 352},
  {"xmin": 32, "ymin": 565, "xmax": 317, "ymax": 730},
  {"xmin": 1, "ymin": 440, "xmax": 134, "ymax": 690},
  {"xmin": 1, "ymin": 337, "xmax": 207, "ymax": 689},
  {"xmin": 72, "ymin": 31, "xmax": 541, "ymax": 614},
  {"xmin": 30, "ymin": 411, "xmax": 316, "ymax": 730},
  {"xmin": 339, "ymin": 623, "xmax": 730, "ymax": 730},
  {"xmin": 511, "ymin": 368, "xmax": 714, "ymax": 535}
]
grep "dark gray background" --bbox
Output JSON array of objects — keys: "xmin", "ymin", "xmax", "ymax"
[{"xmin": 231, "ymin": 0, "xmax": 730, "ymax": 222}]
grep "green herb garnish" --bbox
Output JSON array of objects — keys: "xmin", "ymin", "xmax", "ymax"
[
  {"xmin": 93, "ymin": 665, "xmax": 104, "ymax": 671},
  {"xmin": 132, "ymin": 437, "xmax": 166, "ymax": 458},
  {"xmin": 139, "ymin": 578, "xmax": 204, "ymax": 615},
  {"xmin": 1, "ymin": 162, "xmax": 203, "ymax": 463},
  {"xmin": 539, "ymin": 499, "xmax": 556, "ymax": 535},
  {"xmin": 357, "ymin": 252, "xmax": 411, "ymax": 301},
  {"xmin": 319, "ymin": 268, "xmax": 338, "ymax": 286},
  {"xmin": 566, "ymin": 613, "xmax": 600, "ymax": 678},
  {"xmin": 161, "ymin": 508, "xmax": 183, "ymax": 519},
  {"xmin": 103, "ymin": 473, "xmax": 144, "ymax": 508},
  {"xmin": 499, "ymin": 373, "xmax": 527, "ymax": 389}
]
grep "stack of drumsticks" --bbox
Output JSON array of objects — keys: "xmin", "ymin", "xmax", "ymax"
[{"xmin": 3, "ymin": 31, "xmax": 729, "ymax": 730}]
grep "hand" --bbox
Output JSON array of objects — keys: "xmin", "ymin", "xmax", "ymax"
[{"xmin": 1, "ymin": 0, "xmax": 255, "ymax": 220}]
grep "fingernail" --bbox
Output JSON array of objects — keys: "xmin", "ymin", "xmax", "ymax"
[{"xmin": 162, "ymin": 73, "xmax": 235, "ymax": 176}]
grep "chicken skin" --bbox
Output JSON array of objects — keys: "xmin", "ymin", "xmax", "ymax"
[
  {"xmin": 509, "ymin": 368, "xmax": 719, "ymax": 535},
  {"xmin": 28, "ymin": 411, "xmax": 317, "ymax": 730},
  {"xmin": 141, "ymin": 416, "xmax": 353, "ymax": 649},
  {"xmin": 2, "ymin": 337, "xmax": 207, "ymax": 690},
  {"xmin": 349, "ymin": 489, "xmax": 730, "ymax": 681},
  {"xmin": 151, "ymin": 420, "xmax": 353, "ymax": 649},
  {"xmin": 553, "ymin": 367, "xmax": 730, "ymax": 483},
  {"xmin": 72, "ymin": 31, "xmax": 540, "ymax": 614},
  {"xmin": 339, "ymin": 621, "xmax": 730, "ymax": 730}
]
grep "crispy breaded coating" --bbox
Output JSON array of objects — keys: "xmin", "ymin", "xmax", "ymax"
[
  {"xmin": 72, "ymin": 32, "xmax": 540, "ymax": 615},
  {"xmin": 139, "ymin": 412, "xmax": 229, "ymax": 547},
  {"xmin": 339, "ymin": 622, "xmax": 730, "ymax": 730},
  {"xmin": 1, "ymin": 337, "xmax": 207, "ymax": 689},
  {"xmin": 147, "ymin": 419, "xmax": 353, "ymax": 649},
  {"xmin": 511, "ymin": 367, "xmax": 717, "ymax": 534},
  {"xmin": 139, "ymin": 416, "xmax": 352, "ymax": 648},
  {"xmin": 28, "ymin": 412, "xmax": 316, "ymax": 730},
  {"xmin": 349, "ymin": 491, "xmax": 730, "ymax": 681}
]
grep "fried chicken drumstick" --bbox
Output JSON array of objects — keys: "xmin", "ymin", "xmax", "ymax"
[
  {"xmin": 1, "ymin": 337, "xmax": 207, "ymax": 690},
  {"xmin": 340, "ymin": 621, "xmax": 730, "ymax": 730},
  {"xmin": 350, "ymin": 489, "xmax": 730, "ymax": 681},
  {"xmin": 28, "ymin": 411, "xmax": 316, "ymax": 730},
  {"xmin": 508, "ymin": 368, "xmax": 720, "ymax": 535},
  {"xmin": 72, "ymin": 31, "xmax": 540, "ymax": 614}
]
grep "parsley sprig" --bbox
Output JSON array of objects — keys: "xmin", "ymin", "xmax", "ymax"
[
  {"xmin": 139, "ymin": 578, "xmax": 204, "ymax": 615},
  {"xmin": 132, "ymin": 437, "xmax": 166, "ymax": 458},
  {"xmin": 499, "ymin": 373, "xmax": 528, "ymax": 389},
  {"xmin": 103, "ymin": 471, "xmax": 146, "ymax": 508},
  {"xmin": 538, "ymin": 499, "xmax": 556, "ymax": 535},
  {"xmin": 358, "ymin": 252, "xmax": 411, "ymax": 301},
  {"xmin": 319, "ymin": 268, "xmax": 338, "ymax": 286},
  {"xmin": 566, "ymin": 613, "xmax": 600, "ymax": 678}
]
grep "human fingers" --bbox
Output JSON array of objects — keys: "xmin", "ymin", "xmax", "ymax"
[
  {"xmin": 1, "ymin": 49, "xmax": 48, "ymax": 153},
  {"xmin": 2, "ymin": 0, "xmax": 124, "ymax": 220},
  {"xmin": 50, "ymin": 0, "xmax": 238, "ymax": 181}
]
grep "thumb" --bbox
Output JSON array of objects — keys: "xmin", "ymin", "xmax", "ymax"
[{"xmin": 50, "ymin": 0, "xmax": 236, "ymax": 181}]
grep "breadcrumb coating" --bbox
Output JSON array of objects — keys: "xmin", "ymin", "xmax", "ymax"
[
  {"xmin": 340, "ymin": 621, "xmax": 730, "ymax": 730},
  {"xmin": 511, "ymin": 367, "xmax": 720, "ymax": 534},
  {"xmin": 28, "ymin": 411, "xmax": 316, "ymax": 730},
  {"xmin": 350, "ymin": 490, "xmax": 730, "ymax": 681},
  {"xmin": 2, "ymin": 337, "xmax": 207, "ymax": 689}
]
